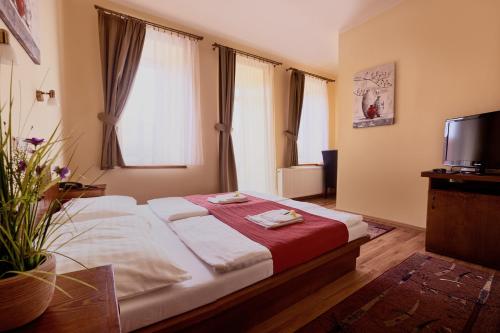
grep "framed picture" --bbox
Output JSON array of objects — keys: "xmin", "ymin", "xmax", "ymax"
[
  {"xmin": 352, "ymin": 63, "xmax": 395, "ymax": 128},
  {"xmin": 0, "ymin": 0, "xmax": 40, "ymax": 64}
]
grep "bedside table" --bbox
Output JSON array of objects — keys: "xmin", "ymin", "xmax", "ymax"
[
  {"xmin": 58, "ymin": 184, "xmax": 107, "ymax": 204},
  {"xmin": 14, "ymin": 265, "xmax": 121, "ymax": 332}
]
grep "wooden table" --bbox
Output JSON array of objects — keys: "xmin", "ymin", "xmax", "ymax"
[
  {"xmin": 57, "ymin": 184, "xmax": 107, "ymax": 204},
  {"xmin": 14, "ymin": 265, "xmax": 121, "ymax": 332}
]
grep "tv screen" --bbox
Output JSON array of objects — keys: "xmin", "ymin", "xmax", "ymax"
[{"xmin": 443, "ymin": 110, "xmax": 500, "ymax": 171}]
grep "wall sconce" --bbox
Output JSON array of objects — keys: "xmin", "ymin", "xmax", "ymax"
[
  {"xmin": 0, "ymin": 29, "xmax": 17, "ymax": 65},
  {"xmin": 36, "ymin": 90, "xmax": 58, "ymax": 106}
]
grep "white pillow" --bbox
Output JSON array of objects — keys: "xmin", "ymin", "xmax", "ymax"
[
  {"xmin": 50, "ymin": 214, "xmax": 191, "ymax": 300},
  {"xmin": 57, "ymin": 196, "xmax": 138, "ymax": 222},
  {"xmin": 148, "ymin": 197, "xmax": 209, "ymax": 222}
]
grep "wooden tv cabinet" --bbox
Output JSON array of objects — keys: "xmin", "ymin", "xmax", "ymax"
[{"xmin": 421, "ymin": 171, "xmax": 500, "ymax": 269}]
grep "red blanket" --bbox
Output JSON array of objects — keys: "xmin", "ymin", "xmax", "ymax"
[{"xmin": 185, "ymin": 194, "xmax": 349, "ymax": 273}]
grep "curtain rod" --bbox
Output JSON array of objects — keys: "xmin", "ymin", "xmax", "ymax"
[
  {"xmin": 212, "ymin": 43, "xmax": 282, "ymax": 67},
  {"xmin": 94, "ymin": 5, "xmax": 204, "ymax": 41},
  {"xmin": 286, "ymin": 67, "xmax": 335, "ymax": 83}
]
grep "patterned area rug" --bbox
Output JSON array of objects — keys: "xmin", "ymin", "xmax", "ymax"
[
  {"xmin": 366, "ymin": 221, "xmax": 395, "ymax": 240},
  {"xmin": 299, "ymin": 253, "xmax": 499, "ymax": 332}
]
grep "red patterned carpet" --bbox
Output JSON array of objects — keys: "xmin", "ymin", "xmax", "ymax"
[{"xmin": 299, "ymin": 253, "xmax": 499, "ymax": 332}]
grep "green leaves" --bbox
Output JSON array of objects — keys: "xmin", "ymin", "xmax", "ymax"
[{"xmin": 0, "ymin": 65, "xmax": 68, "ymax": 278}]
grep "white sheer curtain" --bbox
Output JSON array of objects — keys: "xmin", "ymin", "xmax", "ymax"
[
  {"xmin": 232, "ymin": 55, "xmax": 277, "ymax": 194},
  {"xmin": 297, "ymin": 76, "xmax": 329, "ymax": 164},
  {"xmin": 117, "ymin": 26, "xmax": 203, "ymax": 166}
]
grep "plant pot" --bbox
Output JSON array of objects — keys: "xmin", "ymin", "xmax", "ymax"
[{"xmin": 0, "ymin": 254, "xmax": 56, "ymax": 331}]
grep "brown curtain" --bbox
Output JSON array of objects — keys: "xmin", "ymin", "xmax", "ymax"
[
  {"xmin": 284, "ymin": 70, "xmax": 306, "ymax": 167},
  {"xmin": 216, "ymin": 46, "xmax": 238, "ymax": 192},
  {"xmin": 97, "ymin": 12, "xmax": 146, "ymax": 169}
]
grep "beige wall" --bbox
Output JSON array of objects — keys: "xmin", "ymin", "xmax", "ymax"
[
  {"xmin": 59, "ymin": 0, "xmax": 336, "ymax": 203},
  {"xmin": 335, "ymin": 0, "xmax": 500, "ymax": 228},
  {"xmin": 0, "ymin": 1, "xmax": 64, "ymax": 143}
]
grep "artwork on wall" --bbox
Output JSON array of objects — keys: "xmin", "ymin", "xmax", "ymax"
[
  {"xmin": 353, "ymin": 62, "xmax": 395, "ymax": 128},
  {"xmin": 0, "ymin": 0, "xmax": 40, "ymax": 64}
]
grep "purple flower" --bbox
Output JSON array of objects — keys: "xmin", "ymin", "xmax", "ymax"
[
  {"xmin": 24, "ymin": 137, "xmax": 45, "ymax": 146},
  {"xmin": 17, "ymin": 160, "xmax": 27, "ymax": 173},
  {"xmin": 36, "ymin": 164, "xmax": 45, "ymax": 176},
  {"xmin": 53, "ymin": 166, "xmax": 70, "ymax": 179}
]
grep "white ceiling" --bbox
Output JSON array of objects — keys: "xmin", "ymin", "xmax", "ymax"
[{"xmin": 113, "ymin": 0, "xmax": 403, "ymax": 74}]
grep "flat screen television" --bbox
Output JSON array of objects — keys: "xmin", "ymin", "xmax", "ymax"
[{"xmin": 443, "ymin": 110, "xmax": 500, "ymax": 173}]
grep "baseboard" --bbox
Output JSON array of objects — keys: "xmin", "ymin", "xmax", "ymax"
[{"xmin": 292, "ymin": 193, "xmax": 325, "ymax": 201}]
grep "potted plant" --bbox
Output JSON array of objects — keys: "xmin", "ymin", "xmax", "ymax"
[{"xmin": 0, "ymin": 70, "xmax": 72, "ymax": 330}]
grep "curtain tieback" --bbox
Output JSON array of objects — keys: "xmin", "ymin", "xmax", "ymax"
[
  {"xmin": 284, "ymin": 131, "xmax": 298, "ymax": 140},
  {"xmin": 215, "ymin": 123, "xmax": 231, "ymax": 132},
  {"xmin": 98, "ymin": 112, "xmax": 119, "ymax": 125}
]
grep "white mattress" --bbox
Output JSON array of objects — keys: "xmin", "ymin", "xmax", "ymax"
[
  {"xmin": 346, "ymin": 220, "xmax": 369, "ymax": 242},
  {"xmin": 242, "ymin": 191, "xmax": 367, "ymax": 237},
  {"xmin": 121, "ymin": 199, "xmax": 367, "ymax": 331}
]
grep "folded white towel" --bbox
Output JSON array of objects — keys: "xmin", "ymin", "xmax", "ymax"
[
  {"xmin": 259, "ymin": 209, "xmax": 303, "ymax": 223},
  {"xmin": 247, "ymin": 209, "xmax": 303, "ymax": 229},
  {"xmin": 148, "ymin": 197, "xmax": 209, "ymax": 222},
  {"xmin": 208, "ymin": 192, "xmax": 249, "ymax": 204}
]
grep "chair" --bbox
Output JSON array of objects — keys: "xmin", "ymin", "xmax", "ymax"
[{"xmin": 322, "ymin": 150, "xmax": 338, "ymax": 198}]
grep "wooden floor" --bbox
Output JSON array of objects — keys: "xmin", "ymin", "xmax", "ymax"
[{"xmin": 249, "ymin": 197, "xmax": 495, "ymax": 333}]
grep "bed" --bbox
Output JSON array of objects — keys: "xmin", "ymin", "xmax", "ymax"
[{"xmin": 46, "ymin": 191, "xmax": 369, "ymax": 332}]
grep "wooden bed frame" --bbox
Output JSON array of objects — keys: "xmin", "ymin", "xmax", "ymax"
[{"xmin": 138, "ymin": 236, "xmax": 369, "ymax": 333}]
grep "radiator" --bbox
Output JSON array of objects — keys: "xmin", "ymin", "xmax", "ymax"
[{"xmin": 277, "ymin": 166, "xmax": 324, "ymax": 198}]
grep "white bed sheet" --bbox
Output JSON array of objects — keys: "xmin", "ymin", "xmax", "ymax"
[
  {"xmin": 265, "ymin": 199, "xmax": 367, "ymax": 241},
  {"xmin": 119, "ymin": 206, "xmax": 273, "ymax": 332},
  {"xmin": 242, "ymin": 192, "xmax": 364, "ymax": 229},
  {"xmin": 122, "ymin": 199, "xmax": 368, "ymax": 331}
]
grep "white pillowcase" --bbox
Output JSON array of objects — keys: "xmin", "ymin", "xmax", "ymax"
[
  {"xmin": 148, "ymin": 197, "xmax": 209, "ymax": 222},
  {"xmin": 50, "ymin": 214, "xmax": 191, "ymax": 300},
  {"xmin": 57, "ymin": 196, "xmax": 138, "ymax": 222}
]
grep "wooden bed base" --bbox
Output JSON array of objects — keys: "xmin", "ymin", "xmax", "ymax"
[{"xmin": 138, "ymin": 236, "xmax": 369, "ymax": 333}]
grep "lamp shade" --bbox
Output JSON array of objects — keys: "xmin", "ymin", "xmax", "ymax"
[{"xmin": 47, "ymin": 96, "xmax": 59, "ymax": 107}]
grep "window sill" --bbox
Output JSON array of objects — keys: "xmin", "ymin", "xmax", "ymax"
[
  {"xmin": 297, "ymin": 163, "xmax": 324, "ymax": 167},
  {"xmin": 121, "ymin": 165, "xmax": 187, "ymax": 169}
]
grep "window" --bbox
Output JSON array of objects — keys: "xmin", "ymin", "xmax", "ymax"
[
  {"xmin": 297, "ymin": 76, "xmax": 329, "ymax": 164},
  {"xmin": 117, "ymin": 26, "xmax": 203, "ymax": 166},
  {"xmin": 232, "ymin": 55, "xmax": 277, "ymax": 193}
]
